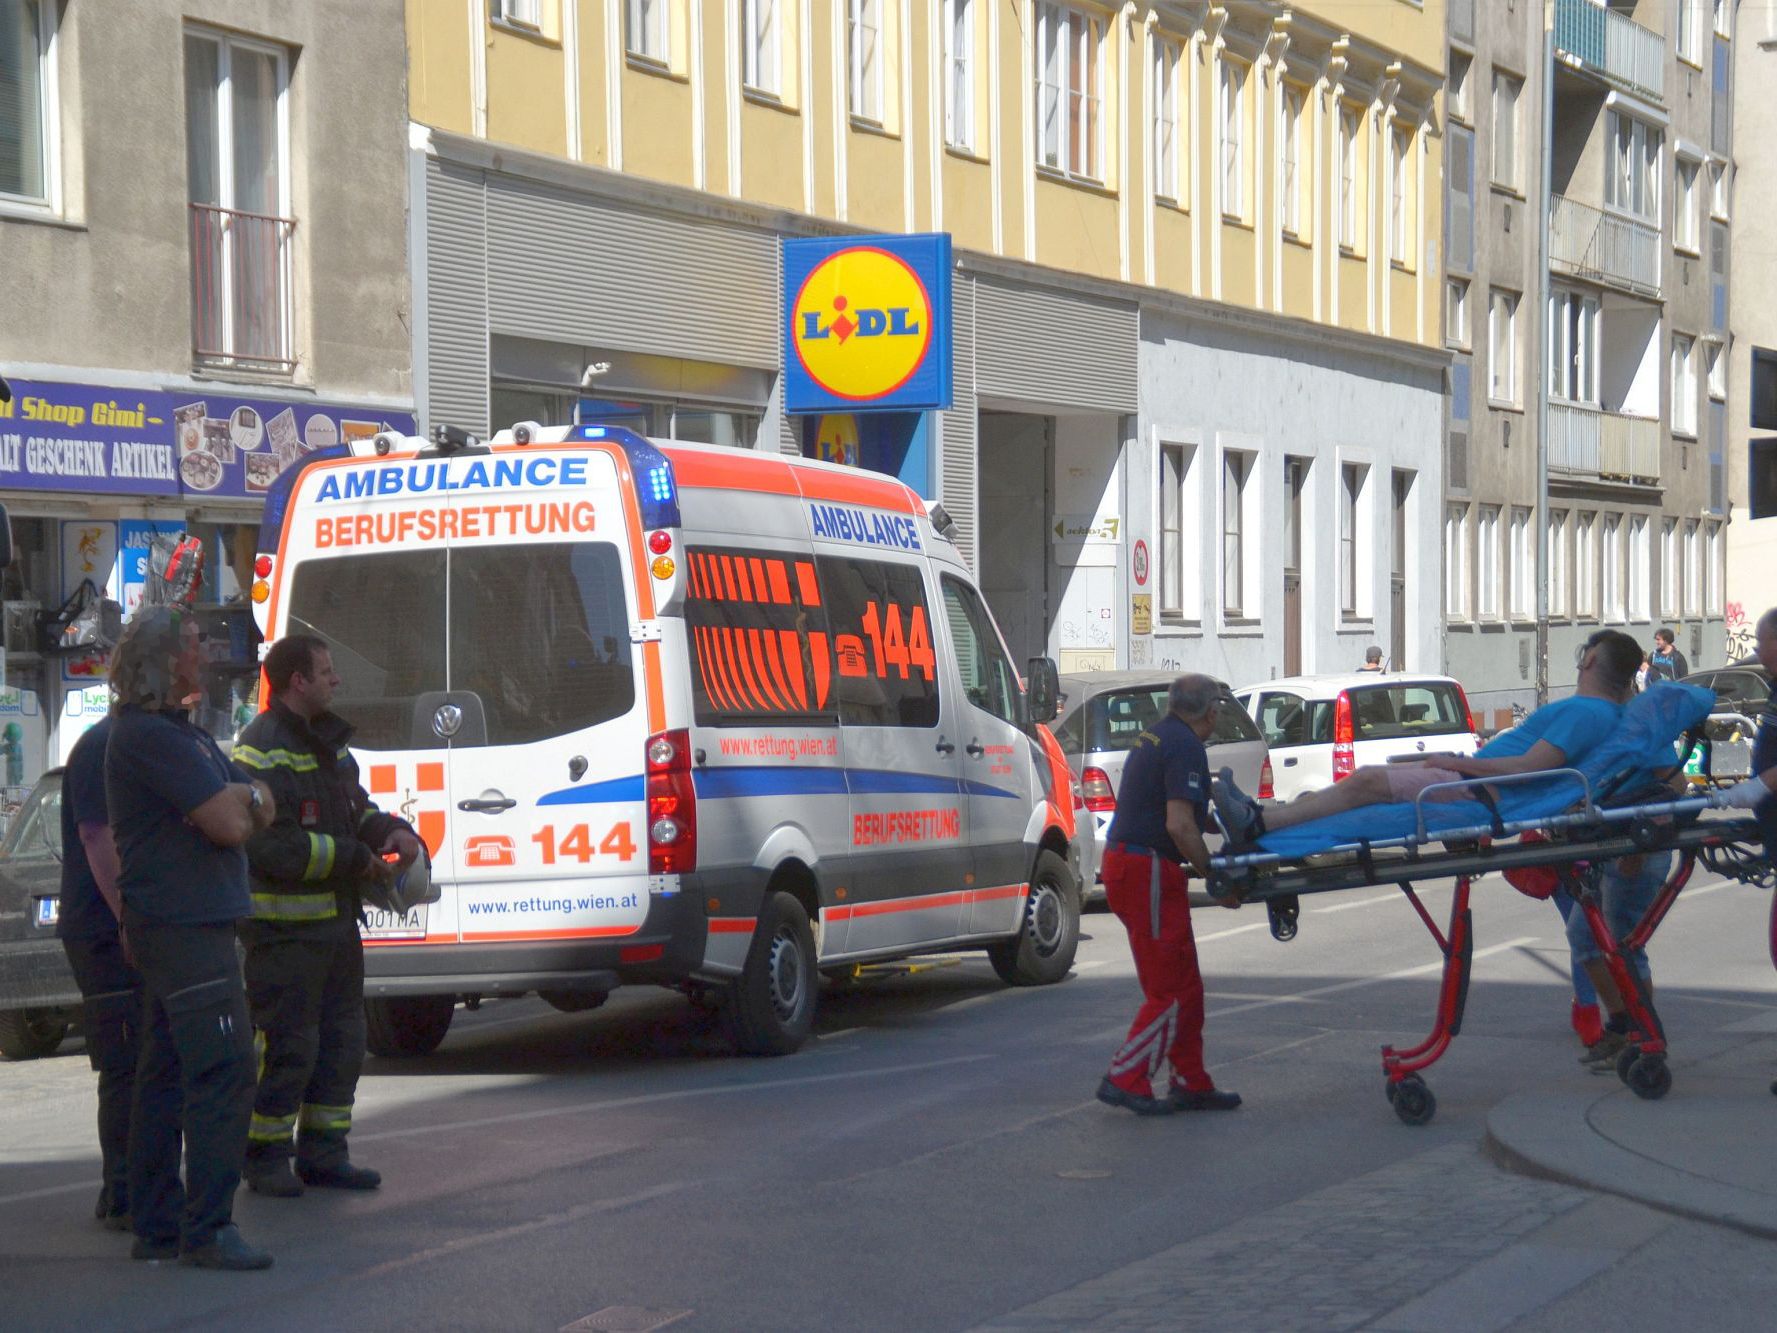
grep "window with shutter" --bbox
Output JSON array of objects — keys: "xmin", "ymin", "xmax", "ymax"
[
  {"xmin": 1447, "ymin": 431, "xmax": 1468, "ymax": 492},
  {"xmin": 1446, "ymin": 127, "xmax": 1474, "ymax": 272}
]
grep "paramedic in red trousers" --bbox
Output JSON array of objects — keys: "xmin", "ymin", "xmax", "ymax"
[
  {"xmin": 234, "ymin": 634, "xmax": 421, "ymax": 1197},
  {"xmin": 1096, "ymin": 674, "xmax": 1242, "ymax": 1116}
]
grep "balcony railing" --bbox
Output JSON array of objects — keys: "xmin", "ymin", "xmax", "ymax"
[
  {"xmin": 189, "ymin": 203, "xmax": 297, "ymax": 372},
  {"xmin": 1552, "ymin": 0, "xmax": 1665, "ymax": 103},
  {"xmin": 1548, "ymin": 401, "xmax": 1661, "ymax": 482},
  {"xmin": 1549, "ymin": 194, "xmax": 1660, "ymax": 297}
]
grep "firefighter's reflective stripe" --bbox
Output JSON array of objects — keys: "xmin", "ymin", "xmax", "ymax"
[
  {"xmin": 303, "ymin": 832, "xmax": 339, "ymax": 881},
  {"xmin": 249, "ymin": 1109, "xmax": 299, "ymax": 1144},
  {"xmin": 233, "ymin": 744, "xmax": 320, "ymax": 773},
  {"xmin": 298, "ymin": 1102, "xmax": 352, "ymax": 1134},
  {"xmin": 250, "ymin": 891, "xmax": 337, "ymax": 921}
]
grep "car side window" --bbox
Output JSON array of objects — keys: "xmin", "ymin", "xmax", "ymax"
[
  {"xmin": 940, "ymin": 576, "xmax": 1023, "ymax": 727},
  {"xmin": 1256, "ymin": 693, "xmax": 1307, "ymax": 748},
  {"xmin": 1052, "ymin": 705, "xmax": 1084, "ymax": 754}
]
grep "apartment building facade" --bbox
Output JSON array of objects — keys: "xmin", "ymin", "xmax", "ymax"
[
  {"xmin": 405, "ymin": 0, "xmax": 1448, "ymax": 687},
  {"xmin": 0, "ymin": 0, "xmax": 416, "ymax": 782},
  {"xmin": 1444, "ymin": 0, "xmax": 1731, "ymax": 726}
]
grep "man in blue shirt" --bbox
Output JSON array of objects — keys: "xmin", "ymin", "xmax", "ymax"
[
  {"xmin": 55, "ymin": 712, "xmax": 139, "ymax": 1231},
  {"xmin": 1096, "ymin": 674, "xmax": 1242, "ymax": 1116},
  {"xmin": 1215, "ymin": 630, "xmax": 1645, "ymax": 846},
  {"xmin": 104, "ymin": 607, "xmax": 278, "ymax": 1271}
]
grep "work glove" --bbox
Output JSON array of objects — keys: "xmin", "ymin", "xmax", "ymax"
[{"xmin": 1712, "ymin": 779, "xmax": 1772, "ymax": 810}]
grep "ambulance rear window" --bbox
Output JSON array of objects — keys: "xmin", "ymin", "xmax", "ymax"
[{"xmin": 287, "ymin": 542, "xmax": 634, "ymax": 749}]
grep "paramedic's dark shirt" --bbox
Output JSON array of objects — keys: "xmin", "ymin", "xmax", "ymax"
[{"xmin": 1104, "ymin": 714, "xmax": 1210, "ymax": 864}]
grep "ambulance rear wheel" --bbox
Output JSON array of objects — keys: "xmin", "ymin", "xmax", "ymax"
[
  {"xmin": 988, "ymin": 851, "xmax": 1080, "ymax": 987},
  {"xmin": 0, "ymin": 1008, "xmax": 69, "ymax": 1061},
  {"xmin": 364, "ymin": 996, "xmax": 455, "ymax": 1058},
  {"xmin": 724, "ymin": 892, "xmax": 817, "ymax": 1056}
]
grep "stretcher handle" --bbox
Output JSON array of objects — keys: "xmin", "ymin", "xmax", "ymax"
[{"xmin": 1412, "ymin": 768, "xmax": 1593, "ymax": 841}]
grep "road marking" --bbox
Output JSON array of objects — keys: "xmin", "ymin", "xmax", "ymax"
[
  {"xmin": 1677, "ymin": 880, "xmax": 1739, "ymax": 901},
  {"xmin": 1208, "ymin": 937, "xmax": 1541, "ymax": 1018},
  {"xmin": 1072, "ymin": 958, "xmax": 1110, "ymax": 971},
  {"xmin": 1196, "ymin": 922, "xmax": 1269, "ymax": 943},
  {"xmin": 0, "ymin": 1179, "xmax": 97, "ymax": 1207},
  {"xmin": 1313, "ymin": 893, "xmax": 1400, "ymax": 914}
]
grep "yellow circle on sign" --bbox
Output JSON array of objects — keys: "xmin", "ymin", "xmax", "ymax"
[
  {"xmin": 815, "ymin": 414, "xmax": 860, "ymax": 467},
  {"xmin": 792, "ymin": 247, "xmax": 933, "ymax": 402}
]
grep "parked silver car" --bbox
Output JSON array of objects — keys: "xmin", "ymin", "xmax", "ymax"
[{"xmin": 1052, "ymin": 672, "xmax": 1272, "ymax": 894}]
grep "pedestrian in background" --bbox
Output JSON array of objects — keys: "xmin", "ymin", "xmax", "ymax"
[
  {"xmin": 236, "ymin": 634, "xmax": 420, "ymax": 1198},
  {"xmin": 55, "ymin": 710, "xmax": 139, "ymax": 1232},
  {"xmin": 1357, "ymin": 646, "xmax": 1385, "ymax": 673},
  {"xmin": 1095, "ymin": 674, "xmax": 1241, "ymax": 1116},
  {"xmin": 105, "ymin": 606, "xmax": 277, "ymax": 1271},
  {"xmin": 1647, "ymin": 628, "xmax": 1689, "ymax": 682}
]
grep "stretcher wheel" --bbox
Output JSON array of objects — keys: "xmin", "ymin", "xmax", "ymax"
[
  {"xmin": 1615, "ymin": 1045, "xmax": 1640, "ymax": 1084},
  {"xmin": 1267, "ymin": 897, "xmax": 1300, "ymax": 942},
  {"xmin": 1391, "ymin": 1078, "xmax": 1436, "ymax": 1126},
  {"xmin": 1626, "ymin": 1054, "xmax": 1672, "ymax": 1101}
]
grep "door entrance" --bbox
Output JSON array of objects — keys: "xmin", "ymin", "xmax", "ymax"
[
  {"xmin": 1283, "ymin": 458, "xmax": 1306, "ymax": 677},
  {"xmin": 977, "ymin": 412, "xmax": 1054, "ymax": 663}
]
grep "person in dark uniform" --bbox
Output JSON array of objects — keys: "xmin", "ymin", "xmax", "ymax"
[
  {"xmin": 55, "ymin": 711, "xmax": 140, "ymax": 1231},
  {"xmin": 235, "ymin": 634, "xmax": 418, "ymax": 1197},
  {"xmin": 105, "ymin": 606, "xmax": 277, "ymax": 1271},
  {"xmin": 1095, "ymin": 673, "xmax": 1242, "ymax": 1116}
]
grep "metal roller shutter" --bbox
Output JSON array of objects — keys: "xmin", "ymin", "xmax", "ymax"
[
  {"xmin": 425, "ymin": 160, "xmax": 492, "ymax": 436},
  {"xmin": 971, "ymin": 277, "xmax": 1137, "ymax": 412},
  {"xmin": 938, "ymin": 276, "xmax": 979, "ymax": 569}
]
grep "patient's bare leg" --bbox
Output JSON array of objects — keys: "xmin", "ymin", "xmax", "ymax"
[{"xmin": 1261, "ymin": 767, "xmax": 1394, "ymax": 831}]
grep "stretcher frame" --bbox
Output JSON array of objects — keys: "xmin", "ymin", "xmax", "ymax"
[{"xmin": 1203, "ymin": 777, "xmax": 1769, "ymax": 1126}]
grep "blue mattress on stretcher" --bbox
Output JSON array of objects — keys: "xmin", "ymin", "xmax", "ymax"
[{"xmin": 1251, "ymin": 683, "xmax": 1716, "ymax": 858}]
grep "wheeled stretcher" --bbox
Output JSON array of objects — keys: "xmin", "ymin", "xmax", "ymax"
[{"xmin": 1203, "ymin": 683, "xmax": 1772, "ymax": 1126}]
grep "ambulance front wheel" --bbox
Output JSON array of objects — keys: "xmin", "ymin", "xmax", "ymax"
[
  {"xmin": 364, "ymin": 996, "xmax": 456, "ymax": 1058},
  {"xmin": 987, "ymin": 850, "xmax": 1081, "ymax": 987},
  {"xmin": 724, "ymin": 891, "xmax": 818, "ymax": 1057}
]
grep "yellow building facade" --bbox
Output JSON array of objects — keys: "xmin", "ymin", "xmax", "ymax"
[{"xmin": 405, "ymin": 1, "xmax": 1451, "ymax": 679}]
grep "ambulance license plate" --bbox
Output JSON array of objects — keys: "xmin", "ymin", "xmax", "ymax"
[
  {"xmin": 35, "ymin": 896, "xmax": 58, "ymax": 927},
  {"xmin": 361, "ymin": 904, "xmax": 427, "ymax": 939}
]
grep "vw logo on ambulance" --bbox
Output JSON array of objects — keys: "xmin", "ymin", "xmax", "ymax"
[{"xmin": 782, "ymin": 233, "xmax": 953, "ymax": 416}]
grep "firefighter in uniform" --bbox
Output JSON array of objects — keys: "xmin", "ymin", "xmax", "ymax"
[
  {"xmin": 1096, "ymin": 673, "xmax": 1243, "ymax": 1116},
  {"xmin": 235, "ymin": 634, "xmax": 421, "ymax": 1196}
]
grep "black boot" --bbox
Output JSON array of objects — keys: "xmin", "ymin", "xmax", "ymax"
[
  {"xmin": 243, "ymin": 1144, "xmax": 305, "ymax": 1198},
  {"xmin": 296, "ymin": 1131, "xmax": 381, "ymax": 1190}
]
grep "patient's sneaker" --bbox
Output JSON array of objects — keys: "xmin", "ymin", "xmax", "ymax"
[
  {"xmin": 1212, "ymin": 769, "xmax": 1266, "ymax": 848},
  {"xmin": 1580, "ymin": 1029, "xmax": 1628, "ymax": 1072}
]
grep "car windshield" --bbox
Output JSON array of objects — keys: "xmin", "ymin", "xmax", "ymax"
[
  {"xmin": 1345, "ymin": 683, "xmax": 1468, "ymax": 741},
  {"xmin": 1, "ymin": 776, "xmax": 62, "ymax": 862},
  {"xmin": 1083, "ymin": 688, "xmax": 1260, "ymax": 753},
  {"xmin": 286, "ymin": 543, "xmax": 636, "ymax": 750}
]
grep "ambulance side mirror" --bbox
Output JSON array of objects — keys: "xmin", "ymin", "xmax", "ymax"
[
  {"xmin": 1026, "ymin": 656, "xmax": 1060, "ymax": 725},
  {"xmin": 0, "ymin": 502, "xmax": 13, "ymax": 569}
]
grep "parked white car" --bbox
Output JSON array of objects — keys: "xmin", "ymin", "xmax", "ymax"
[{"xmin": 1233, "ymin": 673, "xmax": 1481, "ymax": 803}]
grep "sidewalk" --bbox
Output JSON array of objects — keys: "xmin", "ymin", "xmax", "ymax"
[{"xmin": 1485, "ymin": 1029, "xmax": 1777, "ymax": 1238}]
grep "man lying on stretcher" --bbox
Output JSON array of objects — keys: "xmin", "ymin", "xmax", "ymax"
[{"xmin": 1213, "ymin": 630, "xmax": 1645, "ymax": 850}]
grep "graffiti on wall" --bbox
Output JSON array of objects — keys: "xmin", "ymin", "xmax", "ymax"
[{"xmin": 1725, "ymin": 602, "xmax": 1755, "ymax": 661}]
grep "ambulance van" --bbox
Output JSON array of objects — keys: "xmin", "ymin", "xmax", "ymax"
[{"xmin": 253, "ymin": 423, "xmax": 1083, "ymax": 1057}]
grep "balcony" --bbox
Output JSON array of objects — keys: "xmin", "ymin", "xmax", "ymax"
[
  {"xmin": 1549, "ymin": 195, "xmax": 1660, "ymax": 298},
  {"xmin": 1552, "ymin": 0, "xmax": 1665, "ymax": 104},
  {"xmin": 189, "ymin": 203, "xmax": 297, "ymax": 372},
  {"xmin": 1548, "ymin": 401, "xmax": 1661, "ymax": 483}
]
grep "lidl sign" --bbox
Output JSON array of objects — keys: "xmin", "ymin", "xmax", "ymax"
[{"xmin": 783, "ymin": 233, "xmax": 952, "ymax": 414}]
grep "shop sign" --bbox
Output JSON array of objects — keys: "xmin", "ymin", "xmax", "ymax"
[
  {"xmin": 783, "ymin": 233, "xmax": 953, "ymax": 414},
  {"xmin": 1053, "ymin": 513, "xmax": 1120, "ymax": 544},
  {"xmin": 0, "ymin": 378, "xmax": 414, "ymax": 501},
  {"xmin": 1131, "ymin": 593, "xmax": 1153, "ymax": 636}
]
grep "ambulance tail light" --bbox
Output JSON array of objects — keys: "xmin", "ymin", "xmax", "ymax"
[
  {"xmin": 1258, "ymin": 758, "xmax": 1275, "ymax": 801},
  {"xmin": 1080, "ymin": 766, "xmax": 1117, "ymax": 813},
  {"xmin": 1332, "ymin": 691, "xmax": 1356, "ymax": 782},
  {"xmin": 646, "ymin": 729, "xmax": 697, "ymax": 875}
]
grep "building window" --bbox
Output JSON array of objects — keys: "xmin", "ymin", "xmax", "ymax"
[
  {"xmin": 1152, "ymin": 35, "xmax": 1179, "ymax": 201},
  {"xmin": 1446, "ymin": 278, "xmax": 1469, "ymax": 348},
  {"xmin": 1339, "ymin": 463, "xmax": 1367, "ymax": 617},
  {"xmin": 1476, "ymin": 504, "xmax": 1501, "ymax": 620},
  {"xmin": 1710, "ymin": 161, "xmax": 1730, "ymax": 219},
  {"xmin": 1158, "ymin": 441, "xmax": 1196, "ymax": 619},
  {"xmin": 1683, "ymin": 519, "xmax": 1702, "ymax": 615},
  {"xmin": 1628, "ymin": 514, "xmax": 1650, "ymax": 620},
  {"xmin": 1661, "ymin": 517, "xmax": 1681, "ymax": 616},
  {"xmin": 1706, "ymin": 339, "xmax": 1726, "ymax": 400},
  {"xmin": 944, "ymin": 0, "xmax": 974, "ymax": 150},
  {"xmin": 1220, "ymin": 60, "xmax": 1247, "ymax": 220},
  {"xmin": 1035, "ymin": 3, "xmax": 1102, "ymax": 182},
  {"xmin": 1222, "ymin": 451, "xmax": 1250, "ymax": 618},
  {"xmin": 1602, "ymin": 514, "xmax": 1624, "ymax": 623},
  {"xmin": 1338, "ymin": 105, "xmax": 1360, "ymax": 248},
  {"xmin": 1, "ymin": 0, "xmax": 57, "ymax": 207},
  {"xmin": 847, "ymin": 0, "xmax": 883, "ymax": 122},
  {"xmin": 1448, "ymin": 51, "xmax": 1471, "ymax": 123},
  {"xmin": 1548, "ymin": 288, "xmax": 1600, "ymax": 404},
  {"xmin": 742, "ymin": 0, "xmax": 780, "ymax": 95},
  {"xmin": 1445, "ymin": 504, "xmax": 1469, "ymax": 622},
  {"xmin": 1672, "ymin": 333, "xmax": 1699, "ymax": 437},
  {"xmin": 1280, "ymin": 86, "xmax": 1303, "ymax": 235},
  {"xmin": 1675, "ymin": 156, "xmax": 1701, "ymax": 253},
  {"xmin": 1706, "ymin": 520, "xmax": 1724, "ymax": 613},
  {"xmin": 492, "ymin": 0, "xmax": 543, "ymax": 28},
  {"xmin": 1491, "ymin": 72, "xmax": 1520, "ymax": 190},
  {"xmin": 1389, "ymin": 126, "xmax": 1412, "ymax": 266},
  {"xmin": 1509, "ymin": 507, "xmax": 1533, "ymax": 620},
  {"xmin": 1575, "ymin": 512, "xmax": 1598, "ymax": 619},
  {"xmin": 1489, "ymin": 289, "xmax": 1519, "ymax": 405},
  {"xmin": 625, "ymin": 0, "xmax": 667, "ymax": 62},
  {"xmin": 1606, "ymin": 112, "xmax": 1661, "ymax": 222},
  {"xmin": 1714, "ymin": 0, "xmax": 1731, "ymax": 39},
  {"xmin": 185, "ymin": 27, "xmax": 294, "ymax": 371},
  {"xmin": 1549, "ymin": 510, "xmax": 1568, "ymax": 618},
  {"xmin": 1678, "ymin": 0, "xmax": 1701, "ymax": 64}
]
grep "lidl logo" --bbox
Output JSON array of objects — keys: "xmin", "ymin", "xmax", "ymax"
[{"xmin": 783, "ymin": 234, "xmax": 952, "ymax": 414}]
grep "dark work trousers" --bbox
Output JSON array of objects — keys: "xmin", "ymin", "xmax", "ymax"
[
  {"xmin": 60, "ymin": 933, "xmax": 143, "ymax": 1220},
  {"xmin": 242, "ymin": 916, "xmax": 367, "ymax": 1172},
  {"xmin": 126, "ymin": 920, "xmax": 255, "ymax": 1251},
  {"xmin": 1101, "ymin": 846, "xmax": 1213, "ymax": 1096}
]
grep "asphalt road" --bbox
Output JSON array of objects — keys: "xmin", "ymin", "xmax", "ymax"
[{"xmin": 3, "ymin": 867, "xmax": 1776, "ymax": 1332}]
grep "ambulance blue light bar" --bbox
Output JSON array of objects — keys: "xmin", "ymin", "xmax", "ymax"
[{"xmin": 573, "ymin": 424, "xmax": 681, "ymax": 529}]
